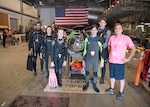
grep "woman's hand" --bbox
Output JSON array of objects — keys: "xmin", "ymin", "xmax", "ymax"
[
  {"xmin": 63, "ymin": 61, "xmax": 67, "ymax": 66},
  {"xmin": 82, "ymin": 60, "xmax": 85, "ymax": 68},
  {"xmin": 51, "ymin": 62, "xmax": 55, "ymax": 67},
  {"xmin": 99, "ymin": 62, "xmax": 104, "ymax": 68}
]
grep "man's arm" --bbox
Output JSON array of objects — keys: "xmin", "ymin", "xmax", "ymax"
[
  {"xmin": 40, "ymin": 37, "xmax": 45, "ymax": 53},
  {"xmin": 28, "ymin": 33, "xmax": 33, "ymax": 55},
  {"xmin": 63, "ymin": 43, "xmax": 68, "ymax": 67},
  {"xmin": 97, "ymin": 41, "xmax": 104, "ymax": 68},
  {"xmin": 82, "ymin": 38, "xmax": 88, "ymax": 67},
  {"xmin": 123, "ymin": 45, "xmax": 136, "ymax": 63},
  {"xmin": 50, "ymin": 41, "xmax": 55, "ymax": 67},
  {"xmin": 64, "ymin": 44, "xmax": 68, "ymax": 61},
  {"xmin": 40, "ymin": 37, "xmax": 45, "ymax": 59},
  {"xmin": 82, "ymin": 38, "xmax": 88, "ymax": 61},
  {"xmin": 108, "ymin": 45, "xmax": 111, "ymax": 53},
  {"xmin": 103, "ymin": 30, "xmax": 111, "ymax": 49}
]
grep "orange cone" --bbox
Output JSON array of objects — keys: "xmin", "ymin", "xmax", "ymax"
[
  {"xmin": 134, "ymin": 51, "xmax": 144, "ymax": 86},
  {"xmin": 128, "ymin": 50, "xmax": 144, "ymax": 89}
]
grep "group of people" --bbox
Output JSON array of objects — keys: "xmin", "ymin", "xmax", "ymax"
[
  {"xmin": 28, "ymin": 22, "xmax": 67, "ymax": 87},
  {"xmin": 28, "ymin": 17, "xmax": 136, "ymax": 100},
  {"xmin": 0, "ymin": 29, "xmax": 22, "ymax": 47},
  {"xmin": 82, "ymin": 17, "xmax": 136, "ymax": 100}
]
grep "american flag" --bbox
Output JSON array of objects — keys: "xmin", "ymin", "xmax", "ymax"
[{"xmin": 55, "ymin": 7, "xmax": 88, "ymax": 26}]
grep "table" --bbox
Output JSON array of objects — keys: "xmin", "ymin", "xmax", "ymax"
[
  {"xmin": 13, "ymin": 34, "xmax": 24, "ymax": 42},
  {"xmin": 68, "ymin": 50, "xmax": 83, "ymax": 77}
]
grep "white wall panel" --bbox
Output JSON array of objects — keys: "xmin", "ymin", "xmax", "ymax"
[
  {"xmin": 39, "ymin": 7, "xmax": 55, "ymax": 26},
  {"xmin": 23, "ymin": 3, "xmax": 38, "ymax": 18},
  {"xmin": 0, "ymin": 0, "xmax": 20, "ymax": 12},
  {"xmin": 0, "ymin": 8, "xmax": 37, "ymax": 30},
  {"xmin": 0, "ymin": 0, "xmax": 38, "ymax": 18},
  {"xmin": 22, "ymin": 15, "xmax": 37, "ymax": 28}
]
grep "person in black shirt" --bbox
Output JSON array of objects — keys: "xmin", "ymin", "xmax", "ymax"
[
  {"xmin": 40, "ymin": 26, "xmax": 55, "ymax": 79},
  {"xmin": 51, "ymin": 28, "xmax": 67, "ymax": 87},
  {"xmin": 97, "ymin": 17, "xmax": 111, "ymax": 85},
  {"xmin": 28, "ymin": 22, "xmax": 45, "ymax": 76},
  {"xmin": 1, "ymin": 29, "xmax": 7, "ymax": 47}
]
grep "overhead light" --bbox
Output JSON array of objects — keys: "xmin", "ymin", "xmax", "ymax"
[
  {"xmin": 39, "ymin": 1, "xmax": 43, "ymax": 5},
  {"xmin": 111, "ymin": 5, "xmax": 114, "ymax": 7},
  {"xmin": 117, "ymin": 1, "xmax": 119, "ymax": 4}
]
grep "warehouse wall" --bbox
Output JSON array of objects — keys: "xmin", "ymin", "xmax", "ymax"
[
  {"xmin": 23, "ymin": 3, "xmax": 38, "ymax": 18},
  {"xmin": 0, "ymin": 0, "xmax": 38, "ymax": 30},
  {"xmin": 0, "ymin": 13, "xmax": 8, "ymax": 28},
  {"xmin": 0, "ymin": 0, "xmax": 20, "ymax": 13},
  {"xmin": 0, "ymin": 8, "xmax": 37, "ymax": 30}
]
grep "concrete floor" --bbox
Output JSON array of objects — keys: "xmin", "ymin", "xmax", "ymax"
[{"xmin": 0, "ymin": 42, "xmax": 150, "ymax": 107}]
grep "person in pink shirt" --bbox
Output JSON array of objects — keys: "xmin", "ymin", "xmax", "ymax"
[{"xmin": 105, "ymin": 23, "xmax": 136, "ymax": 100}]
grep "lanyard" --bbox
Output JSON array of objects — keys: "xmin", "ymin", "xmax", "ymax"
[{"xmin": 114, "ymin": 35, "xmax": 123, "ymax": 49}]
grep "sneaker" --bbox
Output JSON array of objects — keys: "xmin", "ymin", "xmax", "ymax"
[
  {"xmin": 58, "ymin": 83, "xmax": 62, "ymax": 87},
  {"xmin": 116, "ymin": 92, "xmax": 124, "ymax": 100},
  {"xmin": 45, "ymin": 74, "xmax": 49, "ymax": 80},
  {"xmin": 100, "ymin": 79, "xmax": 104, "ymax": 85},
  {"xmin": 105, "ymin": 88, "xmax": 115, "ymax": 94},
  {"xmin": 93, "ymin": 83, "xmax": 100, "ymax": 93},
  {"xmin": 40, "ymin": 71, "xmax": 44, "ymax": 75},
  {"xmin": 33, "ymin": 72, "xmax": 37, "ymax": 76},
  {"xmin": 83, "ymin": 83, "xmax": 89, "ymax": 91}
]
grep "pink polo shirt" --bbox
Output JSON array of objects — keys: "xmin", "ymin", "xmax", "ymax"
[{"xmin": 108, "ymin": 34, "xmax": 134, "ymax": 64}]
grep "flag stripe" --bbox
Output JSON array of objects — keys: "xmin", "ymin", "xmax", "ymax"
[
  {"xmin": 66, "ymin": 8, "xmax": 88, "ymax": 11},
  {"xmin": 55, "ymin": 19, "xmax": 88, "ymax": 22},
  {"xmin": 57, "ymin": 22, "xmax": 87, "ymax": 26},
  {"xmin": 65, "ymin": 14, "xmax": 88, "ymax": 17},
  {"xmin": 55, "ymin": 20, "xmax": 88, "ymax": 22},
  {"xmin": 55, "ymin": 7, "xmax": 88, "ymax": 26},
  {"xmin": 66, "ymin": 8, "xmax": 88, "ymax": 10},
  {"xmin": 55, "ymin": 21, "xmax": 86, "ymax": 23},
  {"xmin": 55, "ymin": 17, "xmax": 88, "ymax": 20},
  {"xmin": 66, "ymin": 11, "xmax": 88, "ymax": 14}
]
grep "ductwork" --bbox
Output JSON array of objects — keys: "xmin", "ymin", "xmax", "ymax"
[{"xmin": 88, "ymin": 7, "xmax": 105, "ymax": 12}]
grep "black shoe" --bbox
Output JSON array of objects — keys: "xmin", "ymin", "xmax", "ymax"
[
  {"xmin": 83, "ymin": 83, "xmax": 89, "ymax": 91},
  {"xmin": 116, "ymin": 92, "xmax": 124, "ymax": 100},
  {"xmin": 105, "ymin": 88, "xmax": 115, "ymax": 94},
  {"xmin": 40, "ymin": 71, "xmax": 44, "ymax": 75},
  {"xmin": 93, "ymin": 84, "xmax": 100, "ymax": 93},
  {"xmin": 58, "ymin": 83, "xmax": 62, "ymax": 87},
  {"xmin": 100, "ymin": 79, "xmax": 104, "ymax": 85},
  {"xmin": 45, "ymin": 74, "xmax": 49, "ymax": 80},
  {"xmin": 33, "ymin": 72, "xmax": 37, "ymax": 76}
]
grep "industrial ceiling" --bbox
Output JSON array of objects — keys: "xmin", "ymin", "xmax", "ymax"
[{"xmin": 22, "ymin": 0, "xmax": 150, "ymax": 24}]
